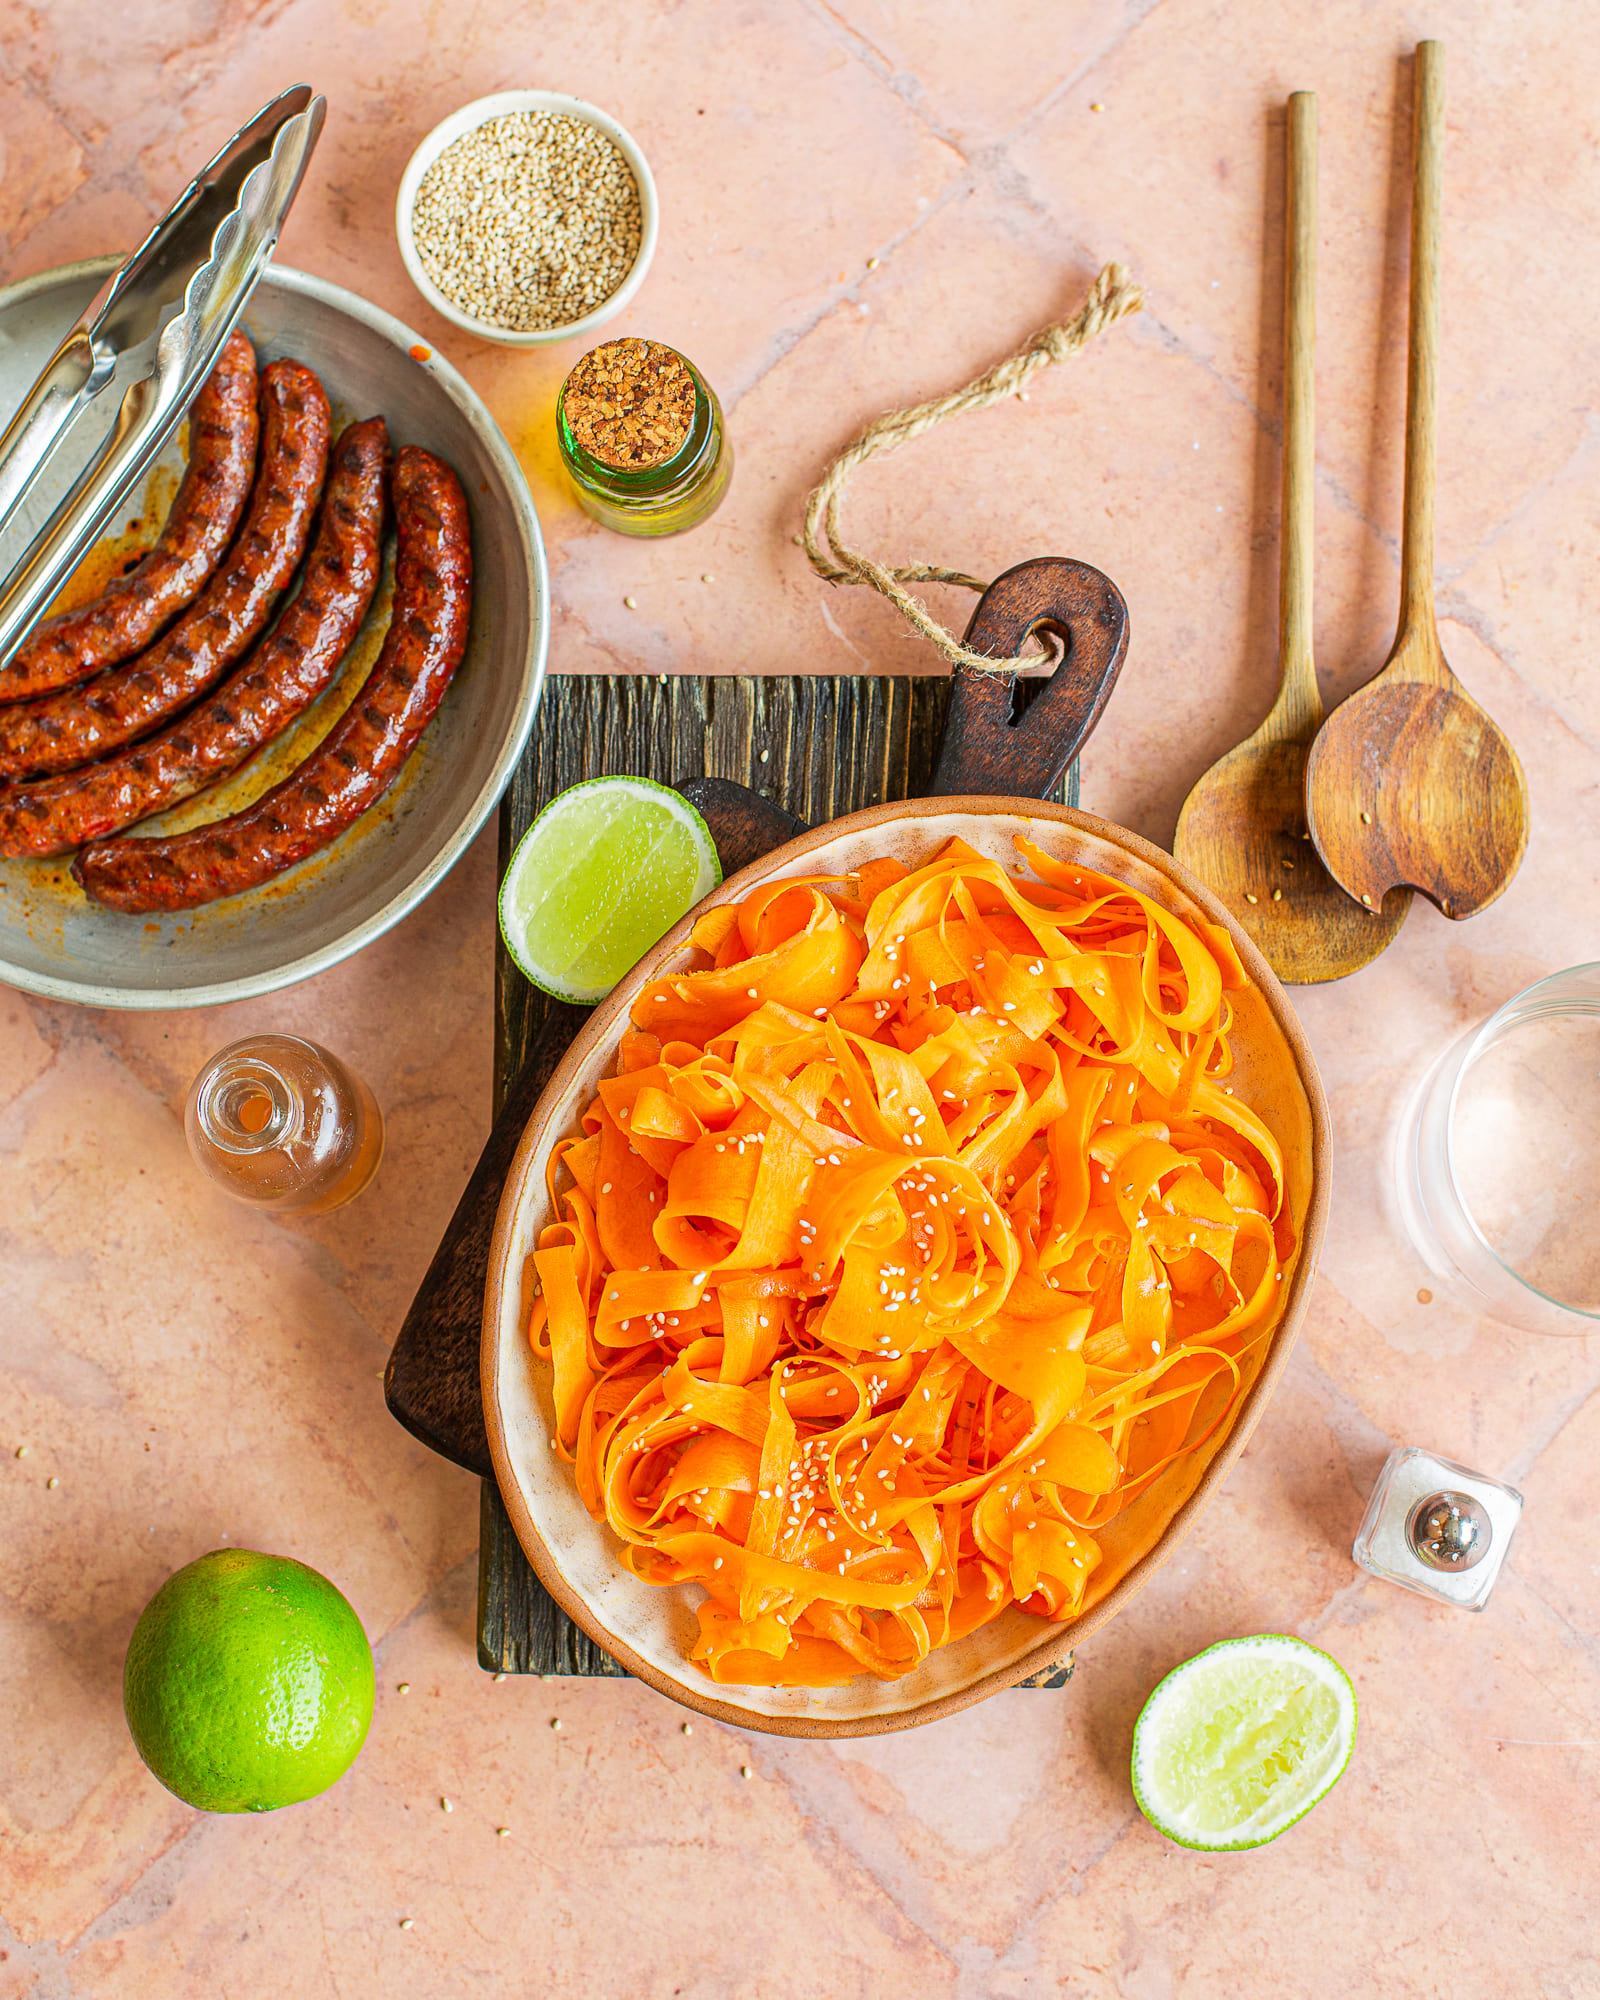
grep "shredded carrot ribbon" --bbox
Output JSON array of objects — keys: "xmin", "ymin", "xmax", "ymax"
[{"xmin": 527, "ymin": 834, "xmax": 1294, "ymax": 1687}]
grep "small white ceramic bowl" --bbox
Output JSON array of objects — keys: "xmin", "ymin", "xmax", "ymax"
[{"xmin": 395, "ymin": 89, "xmax": 658, "ymax": 349}]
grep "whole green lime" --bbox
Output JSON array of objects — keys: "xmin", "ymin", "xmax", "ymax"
[{"xmin": 123, "ymin": 1549, "xmax": 374, "ymax": 1813}]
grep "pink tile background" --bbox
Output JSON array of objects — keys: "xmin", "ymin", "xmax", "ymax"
[{"xmin": 4, "ymin": 1, "xmax": 1600, "ymax": 1993}]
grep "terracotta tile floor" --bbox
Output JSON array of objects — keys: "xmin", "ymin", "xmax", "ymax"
[{"xmin": 3, "ymin": 2, "xmax": 1599, "ymax": 1993}]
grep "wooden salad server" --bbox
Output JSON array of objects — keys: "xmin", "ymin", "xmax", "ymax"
[
  {"xmin": 1175, "ymin": 91, "xmax": 1411, "ymax": 981},
  {"xmin": 1304, "ymin": 43, "xmax": 1528, "ymax": 920},
  {"xmin": 385, "ymin": 557, "xmax": 1127, "ymax": 1476}
]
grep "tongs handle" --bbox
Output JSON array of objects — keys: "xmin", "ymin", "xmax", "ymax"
[
  {"xmin": 0, "ymin": 326, "xmax": 115, "ymax": 541},
  {"xmin": 0, "ymin": 86, "xmax": 324, "ymax": 670}
]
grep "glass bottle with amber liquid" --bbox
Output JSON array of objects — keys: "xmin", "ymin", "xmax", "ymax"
[
  {"xmin": 556, "ymin": 337, "xmax": 732, "ymax": 536},
  {"xmin": 185, "ymin": 1035, "xmax": 384, "ymax": 1214}
]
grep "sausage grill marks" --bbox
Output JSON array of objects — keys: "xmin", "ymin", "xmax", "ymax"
[
  {"xmin": 0, "ymin": 419, "xmax": 389, "ymax": 858},
  {"xmin": 0, "ymin": 359, "xmax": 332, "ymax": 781},
  {"xmin": 0, "ymin": 332, "xmax": 260, "ymax": 705},
  {"xmin": 76, "ymin": 447, "xmax": 472, "ymax": 914}
]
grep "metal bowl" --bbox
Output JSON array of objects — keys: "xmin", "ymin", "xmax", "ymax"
[
  {"xmin": 0, "ymin": 256, "xmax": 547, "ymax": 1008},
  {"xmin": 482, "ymin": 800, "xmax": 1329, "ymax": 1738}
]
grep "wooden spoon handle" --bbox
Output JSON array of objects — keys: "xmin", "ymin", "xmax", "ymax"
[
  {"xmin": 1271, "ymin": 92, "xmax": 1321, "ymax": 740},
  {"xmin": 1399, "ymin": 41, "xmax": 1444, "ymax": 648}
]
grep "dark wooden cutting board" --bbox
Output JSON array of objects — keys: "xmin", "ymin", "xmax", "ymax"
[{"xmin": 392, "ymin": 529, "xmax": 1147, "ymax": 1682}]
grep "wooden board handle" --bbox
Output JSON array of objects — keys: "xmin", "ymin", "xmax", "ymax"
[
  {"xmin": 929, "ymin": 557, "xmax": 1129, "ymax": 797},
  {"xmin": 384, "ymin": 781, "xmax": 807, "ymax": 1475}
]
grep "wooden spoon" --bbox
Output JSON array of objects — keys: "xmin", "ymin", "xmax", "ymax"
[
  {"xmin": 1304, "ymin": 42, "xmax": 1528, "ymax": 920},
  {"xmin": 1175, "ymin": 92, "xmax": 1411, "ymax": 981}
]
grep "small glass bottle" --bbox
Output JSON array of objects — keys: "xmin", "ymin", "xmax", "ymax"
[
  {"xmin": 185, "ymin": 1034, "xmax": 384, "ymax": 1214},
  {"xmin": 556, "ymin": 336, "xmax": 732, "ymax": 537}
]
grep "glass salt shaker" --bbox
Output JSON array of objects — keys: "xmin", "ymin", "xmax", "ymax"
[
  {"xmin": 556, "ymin": 336, "xmax": 732, "ymax": 537},
  {"xmin": 185, "ymin": 1034, "xmax": 384, "ymax": 1214},
  {"xmin": 1352, "ymin": 1446, "xmax": 1524, "ymax": 1612}
]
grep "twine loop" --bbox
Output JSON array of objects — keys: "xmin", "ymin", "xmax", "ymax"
[{"xmin": 801, "ymin": 262, "xmax": 1143, "ymax": 674}]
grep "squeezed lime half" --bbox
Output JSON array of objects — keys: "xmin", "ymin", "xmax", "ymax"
[
  {"xmin": 1131, "ymin": 1633, "xmax": 1356, "ymax": 1850},
  {"xmin": 498, "ymin": 777, "xmax": 721, "ymax": 1003}
]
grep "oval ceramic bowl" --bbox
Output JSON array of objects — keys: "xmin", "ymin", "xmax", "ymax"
[
  {"xmin": 484, "ymin": 800, "xmax": 1331, "ymax": 1738},
  {"xmin": 0, "ymin": 256, "xmax": 547, "ymax": 1009},
  {"xmin": 395, "ymin": 90, "xmax": 659, "ymax": 348}
]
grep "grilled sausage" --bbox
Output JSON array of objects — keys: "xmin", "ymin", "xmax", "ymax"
[
  {"xmin": 0, "ymin": 332, "xmax": 260, "ymax": 704},
  {"xmin": 0, "ymin": 359, "xmax": 332, "ymax": 781},
  {"xmin": 0, "ymin": 420, "xmax": 389, "ymax": 858},
  {"xmin": 76, "ymin": 447, "xmax": 471, "ymax": 914}
]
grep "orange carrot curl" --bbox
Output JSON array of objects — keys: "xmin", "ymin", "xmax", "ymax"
[{"xmin": 528, "ymin": 835, "xmax": 1291, "ymax": 1687}]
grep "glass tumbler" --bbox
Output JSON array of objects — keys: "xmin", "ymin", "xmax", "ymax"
[{"xmin": 1395, "ymin": 963, "xmax": 1600, "ymax": 1335}]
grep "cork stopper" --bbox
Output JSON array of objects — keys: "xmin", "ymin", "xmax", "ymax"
[{"xmin": 561, "ymin": 339, "xmax": 696, "ymax": 470}]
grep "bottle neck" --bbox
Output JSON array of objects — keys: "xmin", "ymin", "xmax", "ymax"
[
  {"xmin": 558, "ymin": 368, "xmax": 716, "ymax": 497},
  {"xmin": 194, "ymin": 1053, "xmax": 298, "ymax": 1157}
]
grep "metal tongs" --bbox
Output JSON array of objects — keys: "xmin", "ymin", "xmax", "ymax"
[{"xmin": 0, "ymin": 85, "xmax": 326, "ymax": 669}]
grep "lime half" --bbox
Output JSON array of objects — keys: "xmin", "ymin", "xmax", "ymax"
[
  {"xmin": 1131, "ymin": 1633, "xmax": 1356, "ymax": 1850},
  {"xmin": 498, "ymin": 777, "xmax": 721, "ymax": 1003}
]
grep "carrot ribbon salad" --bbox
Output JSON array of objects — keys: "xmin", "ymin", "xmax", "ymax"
[{"xmin": 526, "ymin": 835, "xmax": 1296, "ymax": 1688}]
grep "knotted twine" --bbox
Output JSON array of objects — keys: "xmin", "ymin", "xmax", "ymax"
[{"xmin": 801, "ymin": 261, "xmax": 1144, "ymax": 674}]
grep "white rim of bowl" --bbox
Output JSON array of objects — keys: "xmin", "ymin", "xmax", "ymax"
[
  {"xmin": 0, "ymin": 254, "xmax": 549, "ymax": 1011},
  {"xmin": 395, "ymin": 90, "xmax": 660, "ymax": 349}
]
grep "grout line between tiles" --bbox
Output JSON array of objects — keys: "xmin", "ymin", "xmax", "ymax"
[
  {"xmin": 1285, "ymin": 1343, "xmax": 1400, "ymax": 1474},
  {"xmin": 1500, "ymin": 1369, "xmax": 1600, "ymax": 1490},
  {"xmin": 751, "ymin": 1737, "xmax": 985, "ymax": 1977},
  {"xmin": 8, "ymin": 64, "xmax": 166, "ymax": 211},
  {"xmin": 368, "ymin": 1549, "xmax": 480, "ymax": 1658},
  {"xmin": 59, "ymin": 1808, "xmax": 211, "ymax": 1958},
  {"xmin": 1067, "ymin": 1804, "xmax": 1143, "ymax": 1894},
  {"xmin": 804, "ymin": 0, "xmax": 968, "ymax": 156},
  {"xmin": 722, "ymin": 169, "xmax": 978, "ymax": 410},
  {"xmin": 1503, "ymin": 1570, "xmax": 1600, "ymax": 1684},
  {"xmin": 1436, "ymin": 583, "xmax": 1600, "ymax": 762},
  {"xmin": 1111, "ymin": 291, "xmax": 1400, "ymax": 553},
  {"xmin": 1298, "ymin": 1568, "xmax": 1379, "ymax": 1640},
  {"xmin": 813, "ymin": 0, "xmax": 1173, "ymax": 164},
  {"xmin": 1437, "ymin": 411, "xmax": 1600, "ymax": 592},
  {"xmin": 995, "ymin": 0, "xmax": 1174, "ymax": 150},
  {"xmin": 0, "ymin": 1909, "xmax": 84, "ymax": 1998},
  {"xmin": 771, "ymin": 0, "xmax": 1182, "ymax": 428},
  {"xmin": 0, "ymin": 51, "xmax": 97, "ymax": 165},
  {"xmin": 816, "ymin": 6, "xmax": 1592, "ymax": 638},
  {"xmin": 725, "ymin": 88, "xmax": 1409, "ymax": 587},
  {"xmin": 1291, "ymin": 1311, "xmax": 1600, "ymax": 1612}
]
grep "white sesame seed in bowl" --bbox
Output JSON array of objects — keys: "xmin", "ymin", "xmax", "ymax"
[{"xmin": 395, "ymin": 90, "xmax": 659, "ymax": 348}]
